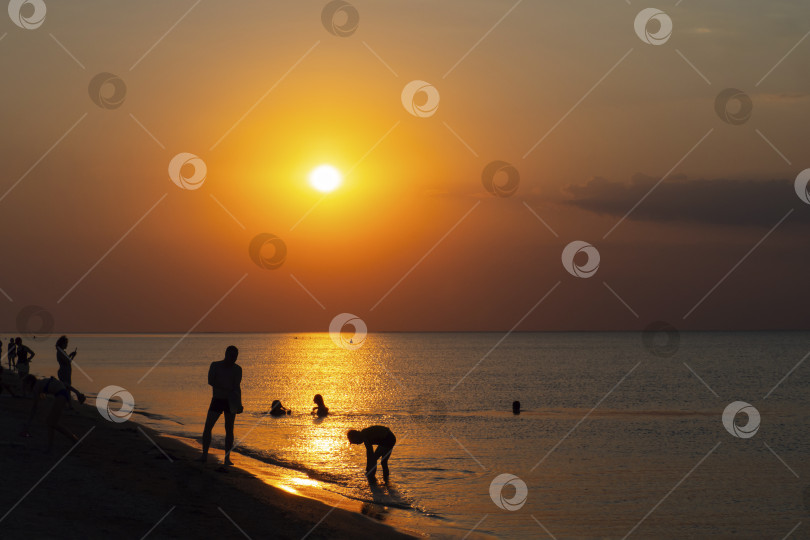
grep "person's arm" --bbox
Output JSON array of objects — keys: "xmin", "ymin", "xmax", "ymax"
[
  {"xmin": 27, "ymin": 347, "xmax": 35, "ymax": 361},
  {"xmin": 231, "ymin": 365, "xmax": 243, "ymax": 413},
  {"xmin": 207, "ymin": 362, "xmax": 215, "ymax": 387},
  {"xmin": 365, "ymin": 441, "xmax": 375, "ymax": 473}
]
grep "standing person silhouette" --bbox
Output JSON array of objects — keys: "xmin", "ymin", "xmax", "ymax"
[
  {"xmin": 8, "ymin": 337, "xmax": 16, "ymax": 371},
  {"xmin": 347, "ymin": 425, "xmax": 397, "ymax": 483},
  {"xmin": 55, "ymin": 336, "xmax": 86, "ymax": 408},
  {"xmin": 199, "ymin": 345, "xmax": 243, "ymax": 466},
  {"xmin": 15, "ymin": 337, "xmax": 34, "ymax": 377}
]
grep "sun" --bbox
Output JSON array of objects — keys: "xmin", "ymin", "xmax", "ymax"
[{"xmin": 308, "ymin": 165, "xmax": 343, "ymax": 193}]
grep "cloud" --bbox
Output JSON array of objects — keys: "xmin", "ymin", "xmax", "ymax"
[{"xmin": 561, "ymin": 174, "xmax": 804, "ymax": 227}]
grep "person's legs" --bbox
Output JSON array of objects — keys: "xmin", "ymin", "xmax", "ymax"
[
  {"xmin": 67, "ymin": 384, "xmax": 84, "ymax": 402},
  {"xmin": 223, "ymin": 411, "xmax": 235, "ymax": 465},
  {"xmin": 378, "ymin": 445, "xmax": 393, "ymax": 481},
  {"xmin": 200, "ymin": 408, "xmax": 222, "ymax": 462},
  {"xmin": 59, "ymin": 378, "xmax": 75, "ymax": 409},
  {"xmin": 47, "ymin": 397, "xmax": 77, "ymax": 452}
]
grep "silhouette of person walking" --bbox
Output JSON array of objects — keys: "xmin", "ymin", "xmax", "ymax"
[
  {"xmin": 15, "ymin": 337, "xmax": 34, "ymax": 376},
  {"xmin": 200, "ymin": 345, "xmax": 243, "ymax": 465},
  {"xmin": 347, "ymin": 425, "xmax": 397, "ymax": 483},
  {"xmin": 55, "ymin": 336, "xmax": 86, "ymax": 408}
]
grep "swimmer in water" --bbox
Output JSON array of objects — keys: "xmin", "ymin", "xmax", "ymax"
[
  {"xmin": 311, "ymin": 394, "xmax": 329, "ymax": 417},
  {"xmin": 269, "ymin": 399, "xmax": 291, "ymax": 417}
]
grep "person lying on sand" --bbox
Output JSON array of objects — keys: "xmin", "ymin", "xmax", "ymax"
[
  {"xmin": 269, "ymin": 399, "xmax": 291, "ymax": 417},
  {"xmin": 0, "ymin": 365, "xmax": 20, "ymax": 397},
  {"xmin": 347, "ymin": 425, "xmax": 397, "ymax": 483},
  {"xmin": 200, "ymin": 345, "xmax": 243, "ymax": 466},
  {"xmin": 311, "ymin": 394, "xmax": 328, "ymax": 417},
  {"xmin": 20, "ymin": 375, "xmax": 79, "ymax": 452}
]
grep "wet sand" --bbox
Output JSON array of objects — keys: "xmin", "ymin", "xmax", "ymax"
[{"xmin": 0, "ymin": 375, "xmax": 415, "ymax": 540}]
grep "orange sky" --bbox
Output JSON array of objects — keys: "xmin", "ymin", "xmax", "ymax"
[{"xmin": 1, "ymin": 1, "xmax": 809, "ymax": 333}]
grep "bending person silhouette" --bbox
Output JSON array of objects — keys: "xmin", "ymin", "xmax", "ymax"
[
  {"xmin": 347, "ymin": 425, "xmax": 397, "ymax": 482},
  {"xmin": 21, "ymin": 375, "xmax": 78, "ymax": 452},
  {"xmin": 200, "ymin": 345, "xmax": 243, "ymax": 466}
]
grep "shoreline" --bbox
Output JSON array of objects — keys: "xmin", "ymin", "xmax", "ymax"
[{"xmin": 0, "ymin": 371, "xmax": 418, "ymax": 539}]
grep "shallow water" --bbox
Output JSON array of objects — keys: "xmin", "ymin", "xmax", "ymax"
[{"xmin": 20, "ymin": 332, "xmax": 810, "ymax": 538}]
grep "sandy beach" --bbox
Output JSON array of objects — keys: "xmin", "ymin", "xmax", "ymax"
[{"xmin": 0, "ymin": 373, "xmax": 415, "ymax": 540}]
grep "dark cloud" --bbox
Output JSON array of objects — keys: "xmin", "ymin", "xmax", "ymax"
[{"xmin": 561, "ymin": 174, "xmax": 806, "ymax": 227}]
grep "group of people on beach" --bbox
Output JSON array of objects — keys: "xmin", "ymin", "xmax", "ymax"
[
  {"xmin": 3, "ymin": 337, "xmax": 36, "ymax": 376},
  {"xmin": 1, "ymin": 335, "xmax": 86, "ymax": 452},
  {"xmin": 6, "ymin": 340, "xmax": 396, "ymax": 480},
  {"xmin": 199, "ymin": 345, "xmax": 397, "ymax": 482}
]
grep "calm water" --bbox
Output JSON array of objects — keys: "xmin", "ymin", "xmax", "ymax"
[{"xmin": 20, "ymin": 332, "xmax": 810, "ymax": 538}]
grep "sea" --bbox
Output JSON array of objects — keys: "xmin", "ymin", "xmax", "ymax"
[{"xmin": 16, "ymin": 332, "xmax": 810, "ymax": 539}]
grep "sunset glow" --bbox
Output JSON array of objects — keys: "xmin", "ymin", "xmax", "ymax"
[{"xmin": 308, "ymin": 165, "xmax": 342, "ymax": 193}]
